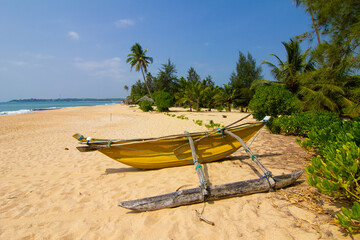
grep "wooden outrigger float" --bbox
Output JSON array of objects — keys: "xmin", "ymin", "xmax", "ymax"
[
  {"xmin": 73, "ymin": 115, "xmax": 303, "ymax": 211},
  {"xmin": 119, "ymin": 170, "xmax": 303, "ymax": 212}
]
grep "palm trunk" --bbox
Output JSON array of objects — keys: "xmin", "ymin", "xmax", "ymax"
[{"xmin": 140, "ymin": 67, "xmax": 153, "ymax": 99}]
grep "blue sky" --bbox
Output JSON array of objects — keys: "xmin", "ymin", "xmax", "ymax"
[{"xmin": 0, "ymin": 0, "xmax": 312, "ymax": 102}]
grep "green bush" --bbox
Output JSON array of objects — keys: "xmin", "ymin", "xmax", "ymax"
[
  {"xmin": 268, "ymin": 111, "xmax": 360, "ymax": 232},
  {"xmin": 249, "ymin": 85, "xmax": 302, "ymax": 120},
  {"xmin": 154, "ymin": 91, "xmax": 174, "ymax": 112},
  {"xmin": 269, "ymin": 111, "xmax": 340, "ymax": 136},
  {"xmin": 302, "ymin": 118, "xmax": 360, "ymax": 233},
  {"xmin": 139, "ymin": 100, "xmax": 153, "ymax": 112}
]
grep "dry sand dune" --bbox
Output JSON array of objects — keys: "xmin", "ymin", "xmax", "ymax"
[{"xmin": 0, "ymin": 104, "xmax": 351, "ymax": 239}]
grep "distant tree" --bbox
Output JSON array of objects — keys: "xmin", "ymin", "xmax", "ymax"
[
  {"xmin": 145, "ymin": 72, "xmax": 155, "ymax": 94},
  {"xmin": 187, "ymin": 67, "xmax": 200, "ymax": 84},
  {"xmin": 215, "ymin": 83, "xmax": 236, "ymax": 112},
  {"xmin": 202, "ymin": 76, "xmax": 217, "ymax": 111},
  {"xmin": 154, "ymin": 91, "xmax": 174, "ymax": 112},
  {"xmin": 124, "ymin": 85, "xmax": 129, "ymax": 96},
  {"xmin": 126, "ymin": 43, "xmax": 153, "ymax": 98},
  {"xmin": 175, "ymin": 77, "xmax": 194, "ymax": 111},
  {"xmin": 192, "ymin": 82, "xmax": 206, "ymax": 112},
  {"xmin": 202, "ymin": 75, "xmax": 215, "ymax": 87},
  {"xmin": 154, "ymin": 59, "xmax": 179, "ymax": 94},
  {"xmin": 230, "ymin": 51, "xmax": 263, "ymax": 111},
  {"xmin": 130, "ymin": 80, "xmax": 147, "ymax": 102}
]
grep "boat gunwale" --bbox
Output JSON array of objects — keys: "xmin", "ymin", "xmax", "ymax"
[{"xmin": 78, "ymin": 121, "xmax": 264, "ymax": 147}]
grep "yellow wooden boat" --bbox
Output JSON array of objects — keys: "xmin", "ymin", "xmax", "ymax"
[{"xmin": 73, "ymin": 117, "xmax": 268, "ymax": 169}]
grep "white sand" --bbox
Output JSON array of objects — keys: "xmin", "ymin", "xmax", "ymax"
[{"xmin": 0, "ymin": 104, "xmax": 348, "ymax": 239}]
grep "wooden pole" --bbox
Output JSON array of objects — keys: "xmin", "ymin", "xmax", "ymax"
[
  {"xmin": 187, "ymin": 136, "xmax": 208, "ymax": 197},
  {"xmin": 223, "ymin": 130, "xmax": 276, "ymax": 188}
]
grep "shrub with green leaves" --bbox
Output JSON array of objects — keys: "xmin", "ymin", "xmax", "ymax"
[
  {"xmin": 154, "ymin": 91, "xmax": 174, "ymax": 112},
  {"xmin": 269, "ymin": 111, "xmax": 360, "ymax": 232},
  {"xmin": 205, "ymin": 120, "xmax": 221, "ymax": 129},
  {"xmin": 139, "ymin": 100, "xmax": 153, "ymax": 112},
  {"xmin": 177, "ymin": 115, "xmax": 188, "ymax": 120},
  {"xmin": 269, "ymin": 111, "xmax": 340, "ymax": 136},
  {"xmin": 249, "ymin": 85, "xmax": 302, "ymax": 120},
  {"xmin": 193, "ymin": 119, "xmax": 203, "ymax": 126},
  {"xmin": 302, "ymin": 118, "xmax": 360, "ymax": 233},
  {"xmin": 337, "ymin": 202, "xmax": 360, "ymax": 233}
]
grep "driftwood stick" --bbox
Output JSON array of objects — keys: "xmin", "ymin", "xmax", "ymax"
[
  {"xmin": 118, "ymin": 170, "xmax": 303, "ymax": 212},
  {"xmin": 195, "ymin": 210, "xmax": 215, "ymax": 226}
]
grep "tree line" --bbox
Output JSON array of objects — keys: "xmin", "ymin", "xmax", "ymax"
[{"xmin": 125, "ymin": 0, "xmax": 360, "ymax": 118}]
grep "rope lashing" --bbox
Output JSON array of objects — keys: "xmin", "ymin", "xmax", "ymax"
[
  {"xmin": 78, "ymin": 135, "xmax": 85, "ymax": 140},
  {"xmin": 260, "ymin": 171, "xmax": 275, "ymax": 190},
  {"xmin": 260, "ymin": 171, "xmax": 273, "ymax": 179},
  {"xmin": 195, "ymin": 165, "xmax": 202, "ymax": 170},
  {"xmin": 216, "ymin": 128, "xmax": 225, "ymax": 136},
  {"xmin": 107, "ymin": 140, "xmax": 113, "ymax": 147}
]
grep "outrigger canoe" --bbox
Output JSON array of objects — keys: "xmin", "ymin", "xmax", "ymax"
[
  {"xmin": 73, "ymin": 117, "xmax": 267, "ymax": 169},
  {"xmin": 73, "ymin": 115, "xmax": 303, "ymax": 211}
]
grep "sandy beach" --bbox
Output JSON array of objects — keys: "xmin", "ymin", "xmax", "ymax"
[{"xmin": 0, "ymin": 104, "xmax": 350, "ymax": 239}]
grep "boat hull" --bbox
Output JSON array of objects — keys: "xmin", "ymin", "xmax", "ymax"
[{"xmin": 97, "ymin": 122, "xmax": 265, "ymax": 169}]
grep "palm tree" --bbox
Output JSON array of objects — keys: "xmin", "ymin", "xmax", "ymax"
[
  {"xmin": 262, "ymin": 39, "xmax": 314, "ymax": 94},
  {"xmin": 124, "ymin": 85, "xmax": 129, "ymax": 96},
  {"xmin": 204, "ymin": 85, "xmax": 218, "ymax": 111},
  {"xmin": 215, "ymin": 84, "xmax": 236, "ymax": 112},
  {"xmin": 175, "ymin": 77, "xmax": 194, "ymax": 111},
  {"xmin": 126, "ymin": 43, "xmax": 153, "ymax": 99},
  {"xmin": 192, "ymin": 82, "xmax": 206, "ymax": 112}
]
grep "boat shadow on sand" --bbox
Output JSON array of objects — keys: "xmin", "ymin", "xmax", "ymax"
[{"xmin": 202, "ymin": 153, "xmax": 283, "ymax": 186}]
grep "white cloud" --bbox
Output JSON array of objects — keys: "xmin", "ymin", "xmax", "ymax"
[
  {"xmin": 74, "ymin": 57, "xmax": 125, "ymax": 79},
  {"xmin": 68, "ymin": 31, "xmax": 80, "ymax": 40},
  {"xmin": 35, "ymin": 54, "xmax": 53, "ymax": 59},
  {"xmin": 8, "ymin": 60, "xmax": 27, "ymax": 66},
  {"xmin": 114, "ymin": 19, "xmax": 135, "ymax": 28}
]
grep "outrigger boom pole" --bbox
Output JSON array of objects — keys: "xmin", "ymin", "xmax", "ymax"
[
  {"xmin": 223, "ymin": 130, "xmax": 276, "ymax": 188},
  {"xmin": 187, "ymin": 136, "xmax": 208, "ymax": 197}
]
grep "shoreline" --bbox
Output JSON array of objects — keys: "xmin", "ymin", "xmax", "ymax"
[
  {"xmin": 0, "ymin": 101, "xmax": 119, "ymax": 116},
  {"xmin": 0, "ymin": 104, "xmax": 347, "ymax": 239}
]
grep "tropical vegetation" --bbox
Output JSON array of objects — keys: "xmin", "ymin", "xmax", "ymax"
[
  {"xmin": 126, "ymin": 43, "xmax": 154, "ymax": 99},
  {"xmin": 122, "ymin": 0, "xmax": 360, "ymax": 234}
]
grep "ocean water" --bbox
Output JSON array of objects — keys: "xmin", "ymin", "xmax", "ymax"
[{"xmin": 0, "ymin": 101, "xmax": 119, "ymax": 115}]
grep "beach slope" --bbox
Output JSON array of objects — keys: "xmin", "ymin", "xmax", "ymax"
[{"xmin": 0, "ymin": 104, "xmax": 347, "ymax": 239}]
